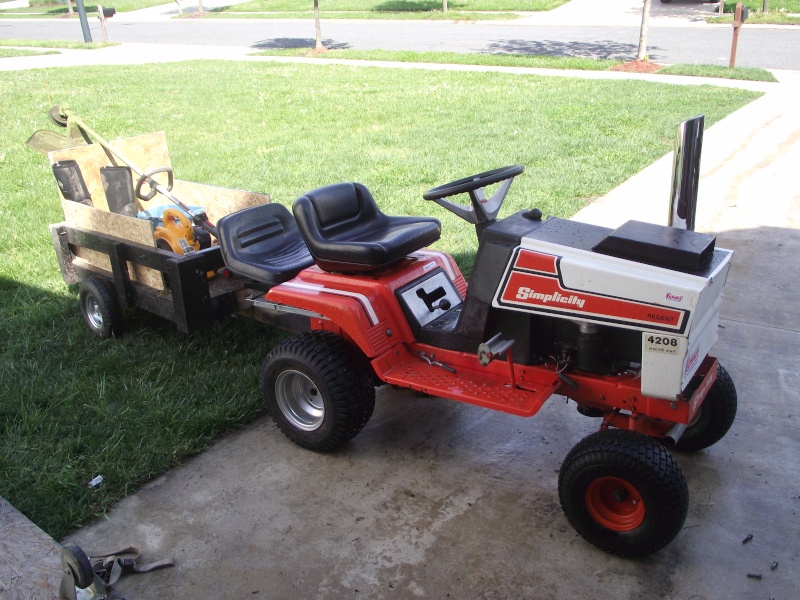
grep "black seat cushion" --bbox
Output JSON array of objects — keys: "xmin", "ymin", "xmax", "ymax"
[
  {"xmin": 292, "ymin": 182, "xmax": 441, "ymax": 273},
  {"xmin": 216, "ymin": 203, "xmax": 313, "ymax": 285}
]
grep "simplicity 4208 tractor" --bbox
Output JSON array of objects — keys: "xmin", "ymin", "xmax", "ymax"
[
  {"xmin": 50, "ymin": 111, "xmax": 735, "ymax": 558},
  {"xmin": 228, "ymin": 118, "xmax": 735, "ymax": 558}
]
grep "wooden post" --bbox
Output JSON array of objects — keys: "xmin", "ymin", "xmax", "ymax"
[
  {"xmin": 729, "ymin": 2, "xmax": 743, "ymax": 68},
  {"xmin": 97, "ymin": 5, "xmax": 110, "ymax": 42}
]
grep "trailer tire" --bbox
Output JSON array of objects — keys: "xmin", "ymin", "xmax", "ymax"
[
  {"xmin": 559, "ymin": 430, "xmax": 688, "ymax": 558},
  {"xmin": 61, "ymin": 543, "xmax": 94, "ymax": 589},
  {"xmin": 79, "ymin": 277, "xmax": 123, "ymax": 339},
  {"xmin": 260, "ymin": 330, "xmax": 375, "ymax": 452},
  {"xmin": 674, "ymin": 364, "xmax": 737, "ymax": 452}
]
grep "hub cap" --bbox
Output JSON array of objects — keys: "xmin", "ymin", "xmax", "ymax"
[
  {"xmin": 585, "ymin": 476, "xmax": 645, "ymax": 531},
  {"xmin": 84, "ymin": 295, "xmax": 104, "ymax": 330},
  {"xmin": 275, "ymin": 370, "xmax": 324, "ymax": 431}
]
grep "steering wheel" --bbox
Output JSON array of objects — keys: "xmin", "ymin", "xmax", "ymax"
[
  {"xmin": 423, "ymin": 165, "xmax": 524, "ymax": 226},
  {"xmin": 424, "ymin": 165, "xmax": 524, "ymax": 201},
  {"xmin": 135, "ymin": 166, "xmax": 174, "ymax": 201}
]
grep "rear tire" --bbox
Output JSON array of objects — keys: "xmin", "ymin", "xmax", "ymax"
[
  {"xmin": 674, "ymin": 364, "xmax": 737, "ymax": 452},
  {"xmin": 559, "ymin": 430, "xmax": 689, "ymax": 558},
  {"xmin": 260, "ymin": 331, "xmax": 375, "ymax": 452},
  {"xmin": 79, "ymin": 277, "xmax": 123, "ymax": 339}
]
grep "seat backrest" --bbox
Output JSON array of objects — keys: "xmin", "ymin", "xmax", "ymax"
[
  {"xmin": 216, "ymin": 203, "xmax": 312, "ymax": 285},
  {"xmin": 218, "ymin": 203, "xmax": 292, "ymax": 257},
  {"xmin": 300, "ymin": 182, "xmax": 382, "ymax": 239}
]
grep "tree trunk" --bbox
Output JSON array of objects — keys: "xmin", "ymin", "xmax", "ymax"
[
  {"xmin": 314, "ymin": 0, "xmax": 324, "ymax": 50},
  {"xmin": 443, "ymin": 0, "xmax": 448, "ymax": 13},
  {"xmin": 67, "ymin": 0, "xmax": 74, "ymax": 16},
  {"xmin": 197, "ymin": 0, "xmax": 203, "ymax": 14},
  {"xmin": 637, "ymin": 0, "xmax": 652, "ymax": 61},
  {"xmin": 763, "ymin": 0, "xmax": 769, "ymax": 11}
]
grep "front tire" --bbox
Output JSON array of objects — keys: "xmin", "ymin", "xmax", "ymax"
[
  {"xmin": 260, "ymin": 331, "xmax": 375, "ymax": 452},
  {"xmin": 79, "ymin": 277, "xmax": 123, "ymax": 339},
  {"xmin": 559, "ymin": 430, "xmax": 689, "ymax": 558},
  {"xmin": 674, "ymin": 364, "xmax": 737, "ymax": 452}
]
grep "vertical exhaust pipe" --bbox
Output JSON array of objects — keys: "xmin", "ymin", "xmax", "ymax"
[{"xmin": 668, "ymin": 115, "xmax": 704, "ymax": 231}]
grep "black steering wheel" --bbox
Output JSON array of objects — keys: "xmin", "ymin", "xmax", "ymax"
[
  {"xmin": 423, "ymin": 165, "xmax": 524, "ymax": 201},
  {"xmin": 423, "ymin": 165, "xmax": 524, "ymax": 226},
  {"xmin": 135, "ymin": 166, "xmax": 174, "ymax": 201}
]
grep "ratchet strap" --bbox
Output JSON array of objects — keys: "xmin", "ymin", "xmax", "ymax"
[{"xmin": 88, "ymin": 546, "xmax": 174, "ymax": 587}]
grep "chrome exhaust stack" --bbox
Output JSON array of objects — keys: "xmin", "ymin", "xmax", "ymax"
[{"xmin": 668, "ymin": 115, "xmax": 705, "ymax": 231}]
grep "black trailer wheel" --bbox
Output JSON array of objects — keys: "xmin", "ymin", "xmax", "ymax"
[
  {"xmin": 79, "ymin": 277, "xmax": 123, "ymax": 339},
  {"xmin": 559, "ymin": 429, "xmax": 689, "ymax": 558},
  {"xmin": 61, "ymin": 543, "xmax": 94, "ymax": 589},
  {"xmin": 674, "ymin": 364, "xmax": 737, "ymax": 452},
  {"xmin": 260, "ymin": 330, "xmax": 375, "ymax": 452}
]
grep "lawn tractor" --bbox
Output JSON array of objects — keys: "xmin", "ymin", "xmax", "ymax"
[{"xmin": 39, "ymin": 111, "xmax": 736, "ymax": 558}]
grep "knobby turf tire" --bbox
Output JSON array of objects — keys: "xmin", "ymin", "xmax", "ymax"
[
  {"xmin": 674, "ymin": 364, "xmax": 737, "ymax": 452},
  {"xmin": 78, "ymin": 277, "xmax": 123, "ymax": 339},
  {"xmin": 559, "ymin": 430, "xmax": 689, "ymax": 558},
  {"xmin": 260, "ymin": 330, "xmax": 375, "ymax": 452}
]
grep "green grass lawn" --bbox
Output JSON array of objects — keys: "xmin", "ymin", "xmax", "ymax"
[
  {"xmin": 0, "ymin": 60, "xmax": 760, "ymax": 539},
  {"xmin": 0, "ymin": 47, "xmax": 60, "ymax": 57},
  {"xmin": 2, "ymin": 0, "xmax": 567, "ymax": 15},
  {"xmin": 722, "ymin": 0, "xmax": 800, "ymax": 11},
  {"xmin": 0, "ymin": 39, "xmax": 118, "ymax": 49},
  {"xmin": 707, "ymin": 0, "xmax": 800, "ymax": 23},
  {"xmin": 210, "ymin": 0, "xmax": 566, "ymax": 18},
  {"xmin": 220, "ymin": 0, "xmax": 565, "ymax": 12},
  {"xmin": 256, "ymin": 48, "xmax": 778, "ymax": 81},
  {"xmin": 1, "ymin": 0, "xmax": 169, "ymax": 15},
  {"xmin": 658, "ymin": 64, "xmax": 777, "ymax": 82}
]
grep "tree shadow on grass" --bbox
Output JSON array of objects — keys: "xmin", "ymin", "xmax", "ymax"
[
  {"xmin": 486, "ymin": 39, "xmax": 645, "ymax": 61},
  {"xmin": 252, "ymin": 38, "xmax": 351, "ymax": 50}
]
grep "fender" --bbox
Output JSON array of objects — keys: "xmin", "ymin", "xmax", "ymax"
[{"xmin": 265, "ymin": 251, "xmax": 466, "ymax": 359}]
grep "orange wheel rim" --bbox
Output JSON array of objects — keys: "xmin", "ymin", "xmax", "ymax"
[{"xmin": 585, "ymin": 476, "xmax": 645, "ymax": 532}]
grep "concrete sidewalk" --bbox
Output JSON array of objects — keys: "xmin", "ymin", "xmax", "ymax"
[{"xmin": 2, "ymin": 31, "xmax": 799, "ymax": 600}]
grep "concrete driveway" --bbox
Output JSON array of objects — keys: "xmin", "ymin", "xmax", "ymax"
[{"xmin": 60, "ymin": 83, "xmax": 800, "ymax": 600}]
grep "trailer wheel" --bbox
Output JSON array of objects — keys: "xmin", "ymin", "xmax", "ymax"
[
  {"xmin": 674, "ymin": 364, "xmax": 737, "ymax": 452},
  {"xmin": 260, "ymin": 330, "xmax": 375, "ymax": 452},
  {"xmin": 559, "ymin": 430, "xmax": 689, "ymax": 558},
  {"xmin": 79, "ymin": 277, "xmax": 123, "ymax": 339},
  {"xmin": 61, "ymin": 543, "xmax": 94, "ymax": 589}
]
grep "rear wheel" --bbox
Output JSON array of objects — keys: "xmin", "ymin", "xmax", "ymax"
[
  {"xmin": 674, "ymin": 364, "xmax": 737, "ymax": 452},
  {"xmin": 79, "ymin": 277, "xmax": 123, "ymax": 339},
  {"xmin": 260, "ymin": 331, "xmax": 375, "ymax": 452},
  {"xmin": 559, "ymin": 430, "xmax": 689, "ymax": 558}
]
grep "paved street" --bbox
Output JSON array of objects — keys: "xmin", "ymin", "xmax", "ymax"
[{"xmin": 2, "ymin": 1, "xmax": 800, "ymax": 70}]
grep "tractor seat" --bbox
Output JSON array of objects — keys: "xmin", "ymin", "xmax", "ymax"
[
  {"xmin": 292, "ymin": 182, "xmax": 441, "ymax": 273},
  {"xmin": 216, "ymin": 203, "xmax": 314, "ymax": 286}
]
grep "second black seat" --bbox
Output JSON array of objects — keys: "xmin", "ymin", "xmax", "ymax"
[{"xmin": 292, "ymin": 182, "xmax": 441, "ymax": 273}]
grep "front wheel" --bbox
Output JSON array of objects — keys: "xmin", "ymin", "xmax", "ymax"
[
  {"xmin": 674, "ymin": 364, "xmax": 737, "ymax": 452},
  {"xmin": 559, "ymin": 430, "xmax": 689, "ymax": 558},
  {"xmin": 260, "ymin": 331, "xmax": 375, "ymax": 452}
]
